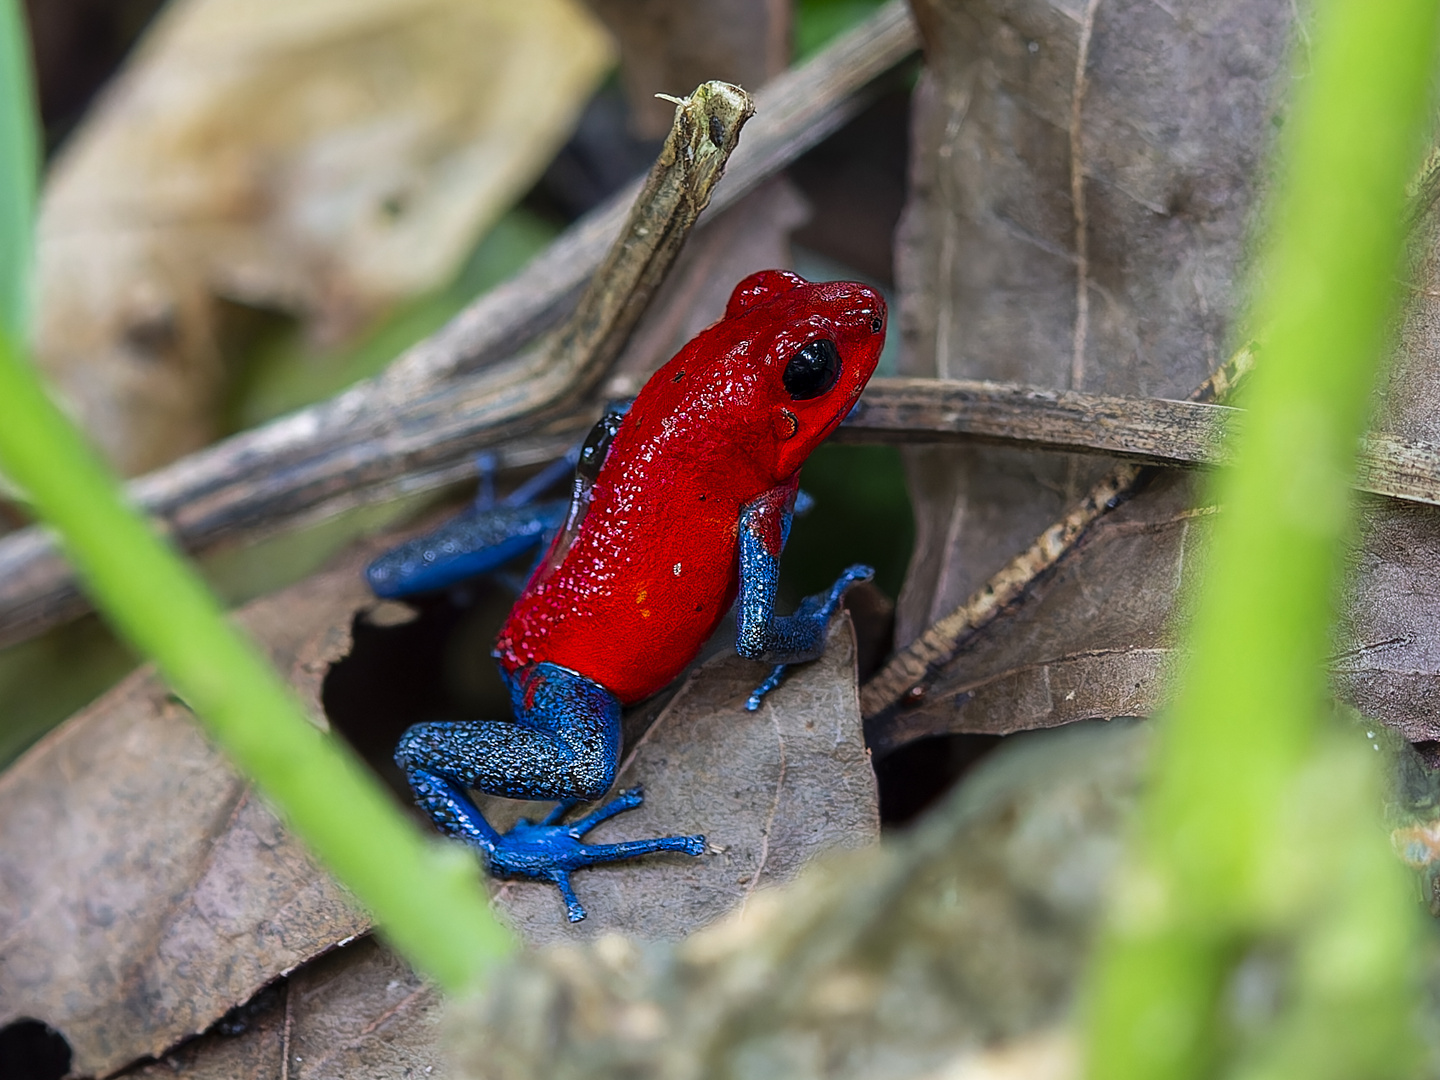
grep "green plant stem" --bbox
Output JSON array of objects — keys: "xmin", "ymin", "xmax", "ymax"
[
  {"xmin": 0, "ymin": 0, "xmax": 509, "ymax": 993},
  {"xmin": 1083, "ymin": 0, "xmax": 1440, "ymax": 1077},
  {"xmin": 0, "ymin": 0, "xmax": 36, "ymax": 336},
  {"xmin": 0, "ymin": 329, "xmax": 514, "ymax": 989},
  {"xmin": 0, "ymin": 328, "xmax": 514, "ymax": 991}
]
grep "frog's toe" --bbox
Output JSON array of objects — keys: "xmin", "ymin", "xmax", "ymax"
[
  {"xmin": 577, "ymin": 834, "xmax": 707, "ymax": 864},
  {"xmin": 553, "ymin": 872, "xmax": 588, "ymax": 922},
  {"xmin": 827, "ymin": 563, "xmax": 874, "ymax": 605},
  {"xmin": 746, "ymin": 663, "xmax": 789, "ymax": 711},
  {"xmin": 565, "ymin": 785, "xmax": 646, "ymax": 833}
]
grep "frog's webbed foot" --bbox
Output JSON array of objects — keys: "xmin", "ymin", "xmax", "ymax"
[
  {"xmin": 744, "ymin": 563, "xmax": 874, "ymax": 711},
  {"xmin": 406, "ymin": 764, "xmax": 704, "ymax": 922},
  {"xmin": 492, "ymin": 787, "xmax": 706, "ymax": 921}
]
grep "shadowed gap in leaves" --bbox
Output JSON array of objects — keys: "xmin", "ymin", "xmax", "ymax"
[
  {"xmin": 0, "ymin": 1018, "xmax": 72, "ymax": 1080},
  {"xmin": 321, "ymin": 585, "xmax": 516, "ymax": 802}
]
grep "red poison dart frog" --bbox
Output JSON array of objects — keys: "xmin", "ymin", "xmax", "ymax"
[{"xmin": 369, "ymin": 270, "xmax": 886, "ymax": 921}]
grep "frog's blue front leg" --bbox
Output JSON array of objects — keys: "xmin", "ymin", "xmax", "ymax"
[
  {"xmin": 395, "ymin": 662, "xmax": 705, "ymax": 921},
  {"xmin": 735, "ymin": 485, "xmax": 873, "ymax": 711}
]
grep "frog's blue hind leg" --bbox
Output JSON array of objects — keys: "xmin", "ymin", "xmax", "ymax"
[
  {"xmin": 366, "ymin": 451, "xmax": 578, "ymax": 599},
  {"xmin": 735, "ymin": 486, "xmax": 873, "ymax": 711},
  {"xmin": 472, "ymin": 451, "xmax": 499, "ymax": 509},
  {"xmin": 395, "ymin": 662, "xmax": 705, "ymax": 921}
]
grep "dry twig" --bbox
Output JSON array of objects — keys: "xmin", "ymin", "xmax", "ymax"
[{"xmin": 856, "ymin": 346, "xmax": 1255, "ymax": 720}]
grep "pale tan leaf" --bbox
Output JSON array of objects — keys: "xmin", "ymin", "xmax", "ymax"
[{"xmin": 35, "ymin": 0, "xmax": 614, "ymax": 474}]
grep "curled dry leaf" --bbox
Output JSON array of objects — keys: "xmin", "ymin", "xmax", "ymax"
[
  {"xmin": 35, "ymin": 0, "xmax": 614, "ymax": 474},
  {"xmin": 0, "ymin": 560, "xmax": 376, "ymax": 1077}
]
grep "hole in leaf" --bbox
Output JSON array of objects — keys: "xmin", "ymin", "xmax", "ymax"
[
  {"xmin": 0, "ymin": 1018, "xmax": 72, "ymax": 1080},
  {"xmin": 874, "ymin": 733, "xmax": 1005, "ymax": 827},
  {"xmin": 322, "ymin": 585, "xmax": 516, "ymax": 799}
]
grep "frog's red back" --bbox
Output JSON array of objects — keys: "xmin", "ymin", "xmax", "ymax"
[{"xmin": 495, "ymin": 271, "xmax": 886, "ymax": 704}]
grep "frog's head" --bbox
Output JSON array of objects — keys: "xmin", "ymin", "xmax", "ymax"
[
  {"xmin": 633, "ymin": 270, "xmax": 886, "ymax": 485},
  {"xmin": 723, "ymin": 269, "xmax": 887, "ymax": 480}
]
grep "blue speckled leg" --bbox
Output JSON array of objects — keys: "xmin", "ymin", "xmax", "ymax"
[
  {"xmin": 735, "ymin": 486, "xmax": 873, "ymax": 711},
  {"xmin": 366, "ymin": 448, "xmax": 573, "ymax": 599},
  {"xmin": 472, "ymin": 451, "xmax": 499, "ymax": 509},
  {"xmin": 395, "ymin": 662, "xmax": 705, "ymax": 921}
]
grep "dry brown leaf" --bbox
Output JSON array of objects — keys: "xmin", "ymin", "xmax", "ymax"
[
  {"xmin": 1333, "ymin": 210, "xmax": 1440, "ymax": 741},
  {"xmin": 0, "ymin": 562, "xmax": 376, "ymax": 1077},
  {"xmin": 121, "ymin": 937, "xmax": 443, "ymax": 1080},
  {"xmin": 126, "ymin": 717, "xmax": 1096, "ymax": 1080},
  {"xmin": 867, "ymin": 0, "xmax": 1309, "ymax": 746},
  {"xmin": 892, "ymin": 0, "xmax": 1294, "ymax": 647},
  {"xmin": 119, "ymin": 717, "xmax": 1440, "ymax": 1079},
  {"xmin": 483, "ymin": 614, "xmax": 880, "ymax": 944},
  {"xmin": 36, "ymin": 0, "xmax": 614, "ymax": 474},
  {"xmin": 870, "ymin": 470, "xmax": 1201, "ymax": 752},
  {"xmin": 447, "ymin": 720, "xmax": 1148, "ymax": 1080},
  {"xmin": 876, "ymin": 0, "xmax": 1440, "ymax": 750}
]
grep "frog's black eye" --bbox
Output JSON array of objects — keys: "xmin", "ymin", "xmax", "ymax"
[{"xmin": 783, "ymin": 339, "xmax": 841, "ymax": 400}]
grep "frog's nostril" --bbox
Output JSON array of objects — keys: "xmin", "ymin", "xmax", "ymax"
[{"xmin": 870, "ymin": 316, "xmax": 884, "ymax": 334}]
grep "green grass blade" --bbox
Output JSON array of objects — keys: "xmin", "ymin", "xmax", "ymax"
[
  {"xmin": 0, "ymin": 0, "xmax": 36, "ymax": 337},
  {"xmin": 0, "ymin": 0, "xmax": 511, "ymax": 992},
  {"xmin": 0, "ymin": 325, "xmax": 514, "ymax": 992},
  {"xmin": 1083, "ymin": 0, "xmax": 1440, "ymax": 1076}
]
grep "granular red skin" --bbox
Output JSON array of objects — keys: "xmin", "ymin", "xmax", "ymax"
[{"xmin": 493, "ymin": 272, "xmax": 887, "ymax": 705}]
